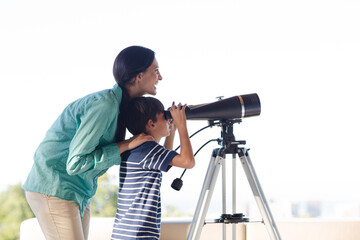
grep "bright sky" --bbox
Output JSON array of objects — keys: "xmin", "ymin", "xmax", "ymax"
[{"xmin": 1, "ymin": 0, "xmax": 359, "ymax": 216}]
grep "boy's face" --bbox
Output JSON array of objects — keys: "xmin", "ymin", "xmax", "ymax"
[{"xmin": 152, "ymin": 112, "xmax": 171, "ymax": 138}]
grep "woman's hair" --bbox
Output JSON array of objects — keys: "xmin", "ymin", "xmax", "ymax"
[
  {"xmin": 113, "ymin": 46, "xmax": 155, "ymax": 141},
  {"xmin": 125, "ymin": 97, "xmax": 164, "ymax": 136}
]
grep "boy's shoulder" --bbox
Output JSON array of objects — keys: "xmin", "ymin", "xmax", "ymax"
[
  {"xmin": 122, "ymin": 140, "xmax": 178, "ymax": 172},
  {"xmin": 123, "ymin": 141, "xmax": 160, "ymax": 158},
  {"xmin": 137, "ymin": 140, "xmax": 161, "ymax": 152},
  {"xmin": 125, "ymin": 140, "xmax": 176, "ymax": 160}
]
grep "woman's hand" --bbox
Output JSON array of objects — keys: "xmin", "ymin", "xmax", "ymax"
[{"xmin": 118, "ymin": 133, "xmax": 154, "ymax": 154}]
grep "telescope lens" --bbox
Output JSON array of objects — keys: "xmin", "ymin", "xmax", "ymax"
[{"xmin": 240, "ymin": 94, "xmax": 261, "ymax": 118}]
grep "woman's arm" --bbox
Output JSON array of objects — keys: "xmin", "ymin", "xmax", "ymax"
[
  {"xmin": 66, "ymin": 101, "xmax": 120, "ymax": 175},
  {"xmin": 66, "ymin": 99, "xmax": 153, "ymax": 176}
]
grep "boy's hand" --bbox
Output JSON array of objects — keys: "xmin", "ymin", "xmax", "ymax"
[{"xmin": 169, "ymin": 102, "xmax": 187, "ymax": 130}]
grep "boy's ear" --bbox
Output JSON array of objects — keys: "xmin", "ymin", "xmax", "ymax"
[{"xmin": 146, "ymin": 119, "xmax": 156, "ymax": 129}]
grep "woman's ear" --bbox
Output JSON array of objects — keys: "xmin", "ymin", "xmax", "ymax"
[
  {"xmin": 131, "ymin": 72, "xmax": 144, "ymax": 88},
  {"xmin": 135, "ymin": 72, "xmax": 144, "ymax": 82}
]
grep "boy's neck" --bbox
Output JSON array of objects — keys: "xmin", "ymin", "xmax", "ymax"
[
  {"xmin": 152, "ymin": 135, "xmax": 161, "ymax": 143},
  {"xmin": 146, "ymin": 131, "xmax": 161, "ymax": 143}
]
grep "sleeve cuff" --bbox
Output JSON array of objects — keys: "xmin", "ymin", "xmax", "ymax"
[
  {"xmin": 102, "ymin": 143, "xmax": 121, "ymax": 167},
  {"xmin": 162, "ymin": 150, "xmax": 178, "ymax": 172}
]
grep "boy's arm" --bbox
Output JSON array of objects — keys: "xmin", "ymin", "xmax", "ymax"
[
  {"xmin": 169, "ymin": 103, "xmax": 195, "ymax": 169},
  {"xmin": 163, "ymin": 121, "xmax": 176, "ymax": 150}
]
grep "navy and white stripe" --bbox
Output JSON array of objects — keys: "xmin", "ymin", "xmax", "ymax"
[{"xmin": 111, "ymin": 141, "xmax": 178, "ymax": 240}]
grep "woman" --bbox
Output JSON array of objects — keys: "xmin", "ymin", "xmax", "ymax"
[{"xmin": 23, "ymin": 46, "xmax": 163, "ymax": 240}]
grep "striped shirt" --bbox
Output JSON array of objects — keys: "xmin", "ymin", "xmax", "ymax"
[{"xmin": 111, "ymin": 141, "xmax": 178, "ymax": 240}]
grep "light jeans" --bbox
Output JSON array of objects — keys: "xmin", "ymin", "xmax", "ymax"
[{"xmin": 25, "ymin": 191, "xmax": 91, "ymax": 240}]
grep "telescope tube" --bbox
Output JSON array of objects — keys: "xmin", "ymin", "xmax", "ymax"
[{"xmin": 164, "ymin": 93, "xmax": 261, "ymax": 121}]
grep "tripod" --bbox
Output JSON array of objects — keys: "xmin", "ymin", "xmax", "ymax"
[{"xmin": 187, "ymin": 120, "xmax": 281, "ymax": 240}]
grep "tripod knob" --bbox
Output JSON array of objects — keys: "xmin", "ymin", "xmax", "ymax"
[{"xmin": 171, "ymin": 178, "xmax": 183, "ymax": 191}]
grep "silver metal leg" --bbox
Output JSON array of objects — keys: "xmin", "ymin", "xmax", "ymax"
[
  {"xmin": 187, "ymin": 147, "xmax": 282, "ymax": 240},
  {"xmin": 222, "ymin": 151, "xmax": 227, "ymax": 240},
  {"xmin": 187, "ymin": 149, "xmax": 224, "ymax": 240},
  {"xmin": 232, "ymin": 153, "xmax": 236, "ymax": 240},
  {"xmin": 238, "ymin": 148, "xmax": 282, "ymax": 240}
]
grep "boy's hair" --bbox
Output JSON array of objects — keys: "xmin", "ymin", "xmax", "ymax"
[{"xmin": 125, "ymin": 97, "xmax": 165, "ymax": 135}]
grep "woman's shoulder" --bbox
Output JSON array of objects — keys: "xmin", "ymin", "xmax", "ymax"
[
  {"xmin": 67, "ymin": 87, "xmax": 121, "ymax": 114},
  {"xmin": 84, "ymin": 87, "xmax": 120, "ymax": 106}
]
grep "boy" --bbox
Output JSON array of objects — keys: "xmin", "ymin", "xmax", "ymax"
[{"xmin": 111, "ymin": 97, "xmax": 195, "ymax": 240}]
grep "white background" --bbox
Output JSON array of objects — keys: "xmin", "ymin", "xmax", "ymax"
[{"xmin": 1, "ymin": 0, "xmax": 359, "ymax": 217}]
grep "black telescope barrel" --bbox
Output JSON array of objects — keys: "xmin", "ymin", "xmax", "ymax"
[
  {"xmin": 163, "ymin": 93, "xmax": 261, "ymax": 120},
  {"xmin": 241, "ymin": 93, "xmax": 261, "ymax": 118}
]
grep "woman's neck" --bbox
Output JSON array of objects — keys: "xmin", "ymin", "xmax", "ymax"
[{"xmin": 126, "ymin": 85, "xmax": 143, "ymax": 99}]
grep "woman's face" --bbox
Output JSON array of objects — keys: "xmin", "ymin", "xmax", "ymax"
[{"xmin": 138, "ymin": 58, "xmax": 162, "ymax": 95}]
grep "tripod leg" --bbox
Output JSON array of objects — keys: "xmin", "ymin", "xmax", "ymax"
[
  {"xmin": 238, "ymin": 148, "xmax": 282, "ymax": 240},
  {"xmin": 187, "ymin": 148, "xmax": 225, "ymax": 240},
  {"xmin": 222, "ymin": 152, "xmax": 227, "ymax": 240},
  {"xmin": 232, "ymin": 153, "xmax": 236, "ymax": 240}
]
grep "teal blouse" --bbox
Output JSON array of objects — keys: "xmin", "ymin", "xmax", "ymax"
[{"xmin": 23, "ymin": 84, "xmax": 122, "ymax": 216}]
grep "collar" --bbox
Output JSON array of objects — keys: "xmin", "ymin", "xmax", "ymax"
[{"xmin": 112, "ymin": 84, "xmax": 123, "ymax": 103}]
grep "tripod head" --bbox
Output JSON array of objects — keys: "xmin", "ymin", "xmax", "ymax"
[
  {"xmin": 171, "ymin": 119, "xmax": 246, "ymax": 191},
  {"xmin": 210, "ymin": 119, "xmax": 246, "ymax": 151}
]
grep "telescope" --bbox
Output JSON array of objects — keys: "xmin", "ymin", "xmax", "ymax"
[
  {"xmin": 166, "ymin": 93, "xmax": 282, "ymax": 240},
  {"xmin": 164, "ymin": 93, "xmax": 261, "ymax": 120}
]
